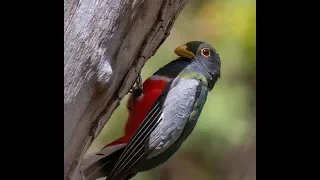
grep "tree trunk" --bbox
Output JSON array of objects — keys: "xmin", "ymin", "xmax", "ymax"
[{"xmin": 64, "ymin": 0, "xmax": 189, "ymax": 179}]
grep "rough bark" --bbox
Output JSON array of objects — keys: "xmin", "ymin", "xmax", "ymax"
[{"xmin": 64, "ymin": 0, "xmax": 189, "ymax": 179}]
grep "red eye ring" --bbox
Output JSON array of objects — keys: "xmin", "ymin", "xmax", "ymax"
[{"xmin": 201, "ymin": 48, "xmax": 210, "ymax": 57}]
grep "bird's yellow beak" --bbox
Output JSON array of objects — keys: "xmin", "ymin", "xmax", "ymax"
[{"xmin": 174, "ymin": 45, "xmax": 196, "ymax": 59}]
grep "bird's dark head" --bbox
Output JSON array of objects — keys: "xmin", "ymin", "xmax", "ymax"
[{"xmin": 174, "ymin": 41, "xmax": 221, "ymax": 90}]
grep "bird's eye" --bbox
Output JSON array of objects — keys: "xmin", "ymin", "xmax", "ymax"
[{"xmin": 201, "ymin": 48, "xmax": 210, "ymax": 57}]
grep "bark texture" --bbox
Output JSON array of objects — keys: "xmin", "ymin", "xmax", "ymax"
[{"xmin": 64, "ymin": 0, "xmax": 189, "ymax": 179}]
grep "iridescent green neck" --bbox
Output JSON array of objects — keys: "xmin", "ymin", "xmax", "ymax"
[{"xmin": 178, "ymin": 70, "xmax": 208, "ymax": 86}]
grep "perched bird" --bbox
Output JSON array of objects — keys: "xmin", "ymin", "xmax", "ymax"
[{"xmin": 81, "ymin": 41, "xmax": 221, "ymax": 180}]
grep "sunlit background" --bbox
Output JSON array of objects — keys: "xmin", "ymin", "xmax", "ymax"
[{"xmin": 87, "ymin": 0, "xmax": 256, "ymax": 179}]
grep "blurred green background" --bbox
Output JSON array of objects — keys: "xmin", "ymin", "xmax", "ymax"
[{"xmin": 88, "ymin": 0, "xmax": 256, "ymax": 179}]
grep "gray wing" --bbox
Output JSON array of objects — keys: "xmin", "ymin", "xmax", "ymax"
[{"xmin": 146, "ymin": 77, "xmax": 201, "ymax": 159}]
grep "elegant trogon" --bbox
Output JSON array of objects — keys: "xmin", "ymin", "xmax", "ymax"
[{"xmin": 81, "ymin": 41, "xmax": 221, "ymax": 180}]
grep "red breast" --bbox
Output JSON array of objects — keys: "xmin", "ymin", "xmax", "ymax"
[{"xmin": 102, "ymin": 75, "xmax": 170, "ymax": 149}]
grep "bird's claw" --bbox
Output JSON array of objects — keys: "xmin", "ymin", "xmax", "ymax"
[{"xmin": 129, "ymin": 72, "xmax": 143, "ymax": 94}]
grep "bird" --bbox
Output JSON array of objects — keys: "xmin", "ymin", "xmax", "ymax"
[{"xmin": 81, "ymin": 41, "xmax": 221, "ymax": 180}]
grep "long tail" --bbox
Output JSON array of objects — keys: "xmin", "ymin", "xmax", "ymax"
[{"xmin": 80, "ymin": 144, "xmax": 126, "ymax": 180}]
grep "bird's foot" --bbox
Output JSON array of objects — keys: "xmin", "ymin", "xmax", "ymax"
[{"xmin": 129, "ymin": 72, "xmax": 143, "ymax": 94}]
